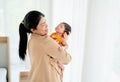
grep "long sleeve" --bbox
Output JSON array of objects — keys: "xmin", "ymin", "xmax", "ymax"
[{"xmin": 44, "ymin": 37, "xmax": 71, "ymax": 65}]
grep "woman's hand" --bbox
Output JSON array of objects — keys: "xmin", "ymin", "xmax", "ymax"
[{"xmin": 57, "ymin": 61, "xmax": 64, "ymax": 73}]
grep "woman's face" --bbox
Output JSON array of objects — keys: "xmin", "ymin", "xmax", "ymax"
[
  {"xmin": 31, "ymin": 17, "xmax": 48, "ymax": 35},
  {"xmin": 55, "ymin": 23, "xmax": 65, "ymax": 34}
]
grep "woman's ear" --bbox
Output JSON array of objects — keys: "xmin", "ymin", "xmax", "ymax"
[{"xmin": 30, "ymin": 28, "xmax": 35, "ymax": 33}]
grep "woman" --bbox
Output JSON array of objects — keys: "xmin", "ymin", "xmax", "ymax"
[{"xmin": 19, "ymin": 10, "xmax": 71, "ymax": 82}]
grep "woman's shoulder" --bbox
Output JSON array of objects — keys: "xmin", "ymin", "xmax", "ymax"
[
  {"xmin": 46, "ymin": 35, "xmax": 56, "ymax": 42},
  {"xmin": 45, "ymin": 35, "xmax": 59, "ymax": 45}
]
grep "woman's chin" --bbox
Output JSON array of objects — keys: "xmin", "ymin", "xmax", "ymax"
[{"xmin": 42, "ymin": 33, "xmax": 48, "ymax": 36}]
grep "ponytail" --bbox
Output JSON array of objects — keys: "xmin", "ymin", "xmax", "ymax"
[
  {"xmin": 19, "ymin": 23, "xmax": 28, "ymax": 60},
  {"xmin": 18, "ymin": 10, "xmax": 45, "ymax": 60}
]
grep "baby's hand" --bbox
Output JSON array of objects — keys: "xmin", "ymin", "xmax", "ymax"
[{"xmin": 63, "ymin": 32, "xmax": 68, "ymax": 40}]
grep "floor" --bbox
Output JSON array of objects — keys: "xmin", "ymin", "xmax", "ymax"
[{"xmin": 10, "ymin": 64, "xmax": 120, "ymax": 82}]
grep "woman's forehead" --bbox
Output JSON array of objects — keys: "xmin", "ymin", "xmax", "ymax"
[{"xmin": 40, "ymin": 17, "xmax": 46, "ymax": 24}]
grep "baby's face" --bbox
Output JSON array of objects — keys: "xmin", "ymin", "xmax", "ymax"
[{"xmin": 55, "ymin": 23, "xmax": 65, "ymax": 34}]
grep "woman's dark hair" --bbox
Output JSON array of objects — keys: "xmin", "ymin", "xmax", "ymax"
[
  {"xmin": 62, "ymin": 22, "xmax": 71, "ymax": 35},
  {"xmin": 19, "ymin": 10, "xmax": 45, "ymax": 60}
]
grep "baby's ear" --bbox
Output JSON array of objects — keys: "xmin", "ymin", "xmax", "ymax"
[{"xmin": 68, "ymin": 32, "xmax": 71, "ymax": 35}]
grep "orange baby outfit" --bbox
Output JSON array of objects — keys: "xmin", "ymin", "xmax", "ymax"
[{"xmin": 50, "ymin": 33, "xmax": 63, "ymax": 46}]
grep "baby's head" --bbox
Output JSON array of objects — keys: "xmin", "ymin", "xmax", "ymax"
[{"xmin": 55, "ymin": 22, "xmax": 71, "ymax": 35}]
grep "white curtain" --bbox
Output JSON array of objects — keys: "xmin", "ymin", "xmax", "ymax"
[
  {"xmin": 111, "ymin": 0, "xmax": 120, "ymax": 82},
  {"xmin": 82, "ymin": 0, "xmax": 120, "ymax": 82},
  {"xmin": 82, "ymin": 0, "xmax": 113, "ymax": 82},
  {"xmin": 51, "ymin": 0, "xmax": 88, "ymax": 82},
  {"xmin": 52, "ymin": 0, "xmax": 120, "ymax": 82}
]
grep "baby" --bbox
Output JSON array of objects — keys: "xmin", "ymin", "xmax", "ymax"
[
  {"xmin": 50, "ymin": 22, "xmax": 71, "ymax": 49},
  {"xmin": 50, "ymin": 22, "xmax": 71, "ymax": 76}
]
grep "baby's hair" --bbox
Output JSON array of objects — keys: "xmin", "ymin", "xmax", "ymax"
[{"xmin": 62, "ymin": 22, "xmax": 71, "ymax": 35}]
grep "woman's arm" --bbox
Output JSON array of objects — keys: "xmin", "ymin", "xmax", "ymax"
[
  {"xmin": 62, "ymin": 32, "xmax": 69, "ymax": 49},
  {"xmin": 44, "ymin": 37, "xmax": 71, "ymax": 65},
  {"xmin": 62, "ymin": 39, "xmax": 68, "ymax": 49}
]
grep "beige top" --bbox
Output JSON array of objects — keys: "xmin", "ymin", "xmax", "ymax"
[{"xmin": 28, "ymin": 33, "xmax": 71, "ymax": 82}]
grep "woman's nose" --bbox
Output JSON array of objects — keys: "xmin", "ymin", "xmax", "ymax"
[{"xmin": 46, "ymin": 23, "xmax": 48, "ymax": 27}]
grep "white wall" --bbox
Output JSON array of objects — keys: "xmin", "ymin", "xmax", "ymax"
[{"xmin": 0, "ymin": 0, "xmax": 5, "ymax": 35}]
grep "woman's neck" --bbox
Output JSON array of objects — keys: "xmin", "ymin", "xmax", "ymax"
[{"xmin": 33, "ymin": 33, "xmax": 47, "ymax": 36}]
